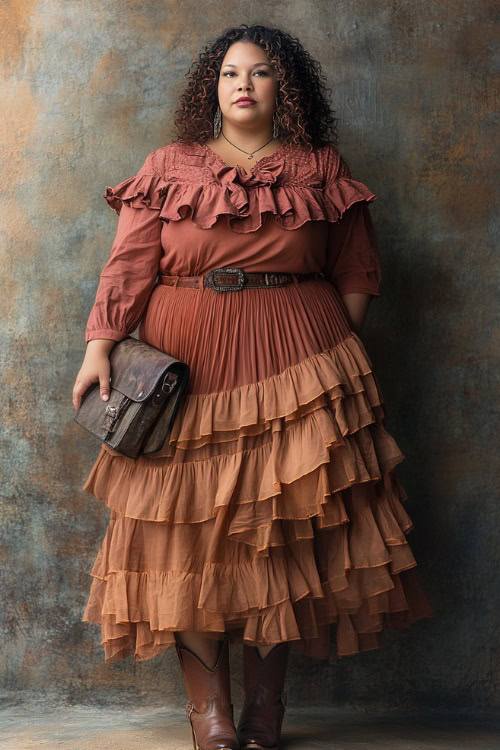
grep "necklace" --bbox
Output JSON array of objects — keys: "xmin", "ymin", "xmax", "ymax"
[{"xmin": 221, "ymin": 130, "xmax": 276, "ymax": 160}]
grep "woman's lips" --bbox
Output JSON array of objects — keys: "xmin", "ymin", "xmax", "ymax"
[{"xmin": 235, "ymin": 99, "xmax": 256, "ymax": 106}]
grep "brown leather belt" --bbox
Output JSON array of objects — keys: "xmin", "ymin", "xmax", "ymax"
[{"xmin": 158, "ymin": 267, "xmax": 325, "ymax": 291}]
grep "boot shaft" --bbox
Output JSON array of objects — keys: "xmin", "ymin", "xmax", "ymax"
[
  {"xmin": 176, "ymin": 636, "xmax": 232, "ymax": 715},
  {"xmin": 243, "ymin": 642, "xmax": 291, "ymax": 699},
  {"xmin": 237, "ymin": 642, "xmax": 291, "ymax": 749},
  {"xmin": 175, "ymin": 635, "xmax": 239, "ymax": 750}
]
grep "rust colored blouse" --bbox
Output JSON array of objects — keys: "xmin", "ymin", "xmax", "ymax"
[{"xmin": 85, "ymin": 141, "xmax": 382, "ymax": 343}]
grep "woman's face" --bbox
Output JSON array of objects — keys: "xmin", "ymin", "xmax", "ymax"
[{"xmin": 217, "ymin": 41, "xmax": 279, "ymax": 132}]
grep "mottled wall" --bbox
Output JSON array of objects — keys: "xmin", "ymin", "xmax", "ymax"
[{"xmin": 1, "ymin": 0, "xmax": 497, "ymax": 713}]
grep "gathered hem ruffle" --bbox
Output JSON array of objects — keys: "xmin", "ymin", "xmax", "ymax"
[
  {"xmin": 101, "ymin": 152, "xmax": 376, "ymax": 234},
  {"xmin": 82, "ymin": 559, "xmax": 433, "ymax": 663}
]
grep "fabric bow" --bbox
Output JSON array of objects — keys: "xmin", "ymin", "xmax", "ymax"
[{"xmin": 209, "ymin": 156, "xmax": 285, "ymax": 215}]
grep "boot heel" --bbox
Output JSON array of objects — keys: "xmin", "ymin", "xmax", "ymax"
[{"xmin": 190, "ymin": 720, "xmax": 233, "ymax": 750}]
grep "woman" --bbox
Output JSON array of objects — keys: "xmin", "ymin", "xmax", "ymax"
[{"xmin": 73, "ymin": 24, "xmax": 433, "ymax": 750}]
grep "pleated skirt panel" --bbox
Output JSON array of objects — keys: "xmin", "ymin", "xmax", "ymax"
[{"xmin": 81, "ymin": 278, "xmax": 433, "ymax": 662}]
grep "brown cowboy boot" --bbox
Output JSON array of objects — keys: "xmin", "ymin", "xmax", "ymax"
[
  {"xmin": 237, "ymin": 641, "xmax": 291, "ymax": 750},
  {"xmin": 175, "ymin": 634, "xmax": 240, "ymax": 750}
]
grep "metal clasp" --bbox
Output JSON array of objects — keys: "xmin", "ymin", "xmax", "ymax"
[
  {"xmin": 162, "ymin": 372, "xmax": 178, "ymax": 395},
  {"xmin": 102, "ymin": 404, "xmax": 119, "ymax": 432},
  {"xmin": 204, "ymin": 267, "xmax": 247, "ymax": 292}
]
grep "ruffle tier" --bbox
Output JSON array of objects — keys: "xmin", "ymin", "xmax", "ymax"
[
  {"xmin": 103, "ymin": 172, "xmax": 167, "ymax": 215},
  {"xmin": 81, "ymin": 332, "xmax": 433, "ymax": 662},
  {"xmin": 156, "ymin": 176, "xmax": 376, "ymax": 233},
  {"xmin": 83, "ymin": 540, "xmax": 432, "ymax": 664},
  {"xmin": 101, "ymin": 156, "xmax": 376, "ymax": 234},
  {"xmin": 161, "ymin": 332, "xmax": 386, "ymax": 450}
]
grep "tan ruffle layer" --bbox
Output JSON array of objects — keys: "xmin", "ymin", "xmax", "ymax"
[
  {"xmin": 83, "ymin": 333, "xmax": 405, "ymax": 549},
  {"xmin": 97, "ymin": 332, "xmax": 386, "ymax": 457},
  {"xmin": 102, "ymin": 162, "xmax": 376, "ymax": 234},
  {"xmin": 83, "ymin": 566, "xmax": 431, "ymax": 663},
  {"xmin": 82, "ymin": 485, "xmax": 433, "ymax": 663},
  {"xmin": 81, "ymin": 332, "xmax": 434, "ymax": 661},
  {"xmin": 85, "ymin": 417, "xmax": 406, "ymax": 551},
  {"xmin": 165, "ymin": 332, "xmax": 383, "ymax": 452}
]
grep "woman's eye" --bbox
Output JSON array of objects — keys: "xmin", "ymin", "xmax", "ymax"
[{"xmin": 223, "ymin": 71, "xmax": 268, "ymax": 77}]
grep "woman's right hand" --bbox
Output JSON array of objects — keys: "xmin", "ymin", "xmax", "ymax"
[{"xmin": 72, "ymin": 339, "xmax": 116, "ymax": 412}]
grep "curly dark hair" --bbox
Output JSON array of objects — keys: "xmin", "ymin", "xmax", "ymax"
[{"xmin": 173, "ymin": 24, "xmax": 339, "ymax": 152}]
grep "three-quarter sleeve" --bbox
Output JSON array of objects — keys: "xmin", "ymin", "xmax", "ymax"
[
  {"xmin": 84, "ymin": 151, "xmax": 167, "ymax": 343},
  {"xmin": 323, "ymin": 151, "xmax": 382, "ymax": 297}
]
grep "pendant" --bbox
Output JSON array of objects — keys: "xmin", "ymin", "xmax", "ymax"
[{"xmin": 248, "ymin": 154, "xmax": 253, "ymax": 160}]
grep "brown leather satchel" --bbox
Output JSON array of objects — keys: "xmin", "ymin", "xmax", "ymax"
[{"xmin": 74, "ymin": 336, "xmax": 190, "ymax": 458}]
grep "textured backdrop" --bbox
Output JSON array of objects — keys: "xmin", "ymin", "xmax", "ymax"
[{"xmin": 1, "ymin": 0, "xmax": 498, "ymax": 713}]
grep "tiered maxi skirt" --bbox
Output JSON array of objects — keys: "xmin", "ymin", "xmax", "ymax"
[{"xmin": 81, "ymin": 275, "xmax": 433, "ymax": 662}]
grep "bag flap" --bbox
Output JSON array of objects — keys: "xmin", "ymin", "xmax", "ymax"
[{"xmin": 109, "ymin": 336, "xmax": 189, "ymax": 402}]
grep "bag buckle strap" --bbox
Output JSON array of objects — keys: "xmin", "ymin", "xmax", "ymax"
[
  {"xmin": 102, "ymin": 395, "xmax": 128, "ymax": 433},
  {"xmin": 102, "ymin": 405, "xmax": 118, "ymax": 432}
]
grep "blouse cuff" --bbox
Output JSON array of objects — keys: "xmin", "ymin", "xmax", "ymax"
[
  {"xmin": 85, "ymin": 328, "xmax": 128, "ymax": 343},
  {"xmin": 335, "ymin": 281, "xmax": 382, "ymax": 297}
]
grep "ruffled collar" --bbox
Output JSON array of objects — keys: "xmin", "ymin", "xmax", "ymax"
[{"xmin": 103, "ymin": 140, "xmax": 377, "ymax": 233}]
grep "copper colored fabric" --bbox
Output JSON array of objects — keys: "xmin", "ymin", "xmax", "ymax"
[
  {"xmin": 81, "ymin": 141, "xmax": 433, "ymax": 663},
  {"xmin": 84, "ymin": 141, "xmax": 382, "ymax": 343}
]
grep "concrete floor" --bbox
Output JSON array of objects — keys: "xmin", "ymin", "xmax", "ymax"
[{"xmin": 1, "ymin": 705, "xmax": 500, "ymax": 750}]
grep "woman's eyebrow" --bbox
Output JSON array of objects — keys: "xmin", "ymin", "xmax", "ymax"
[{"xmin": 222, "ymin": 63, "xmax": 272, "ymax": 68}]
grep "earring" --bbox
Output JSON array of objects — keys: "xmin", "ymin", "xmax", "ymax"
[
  {"xmin": 214, "ymin": 105, "xmax": 222, "ymax": 138},
  {"xmin": 272, "ymin": 112, "xmax": 279, "ymax": 140}
]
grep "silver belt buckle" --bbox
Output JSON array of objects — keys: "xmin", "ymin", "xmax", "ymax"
[{"xmin": 204, "ymin": 267, "xmax": 247, "ymax": 292}]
